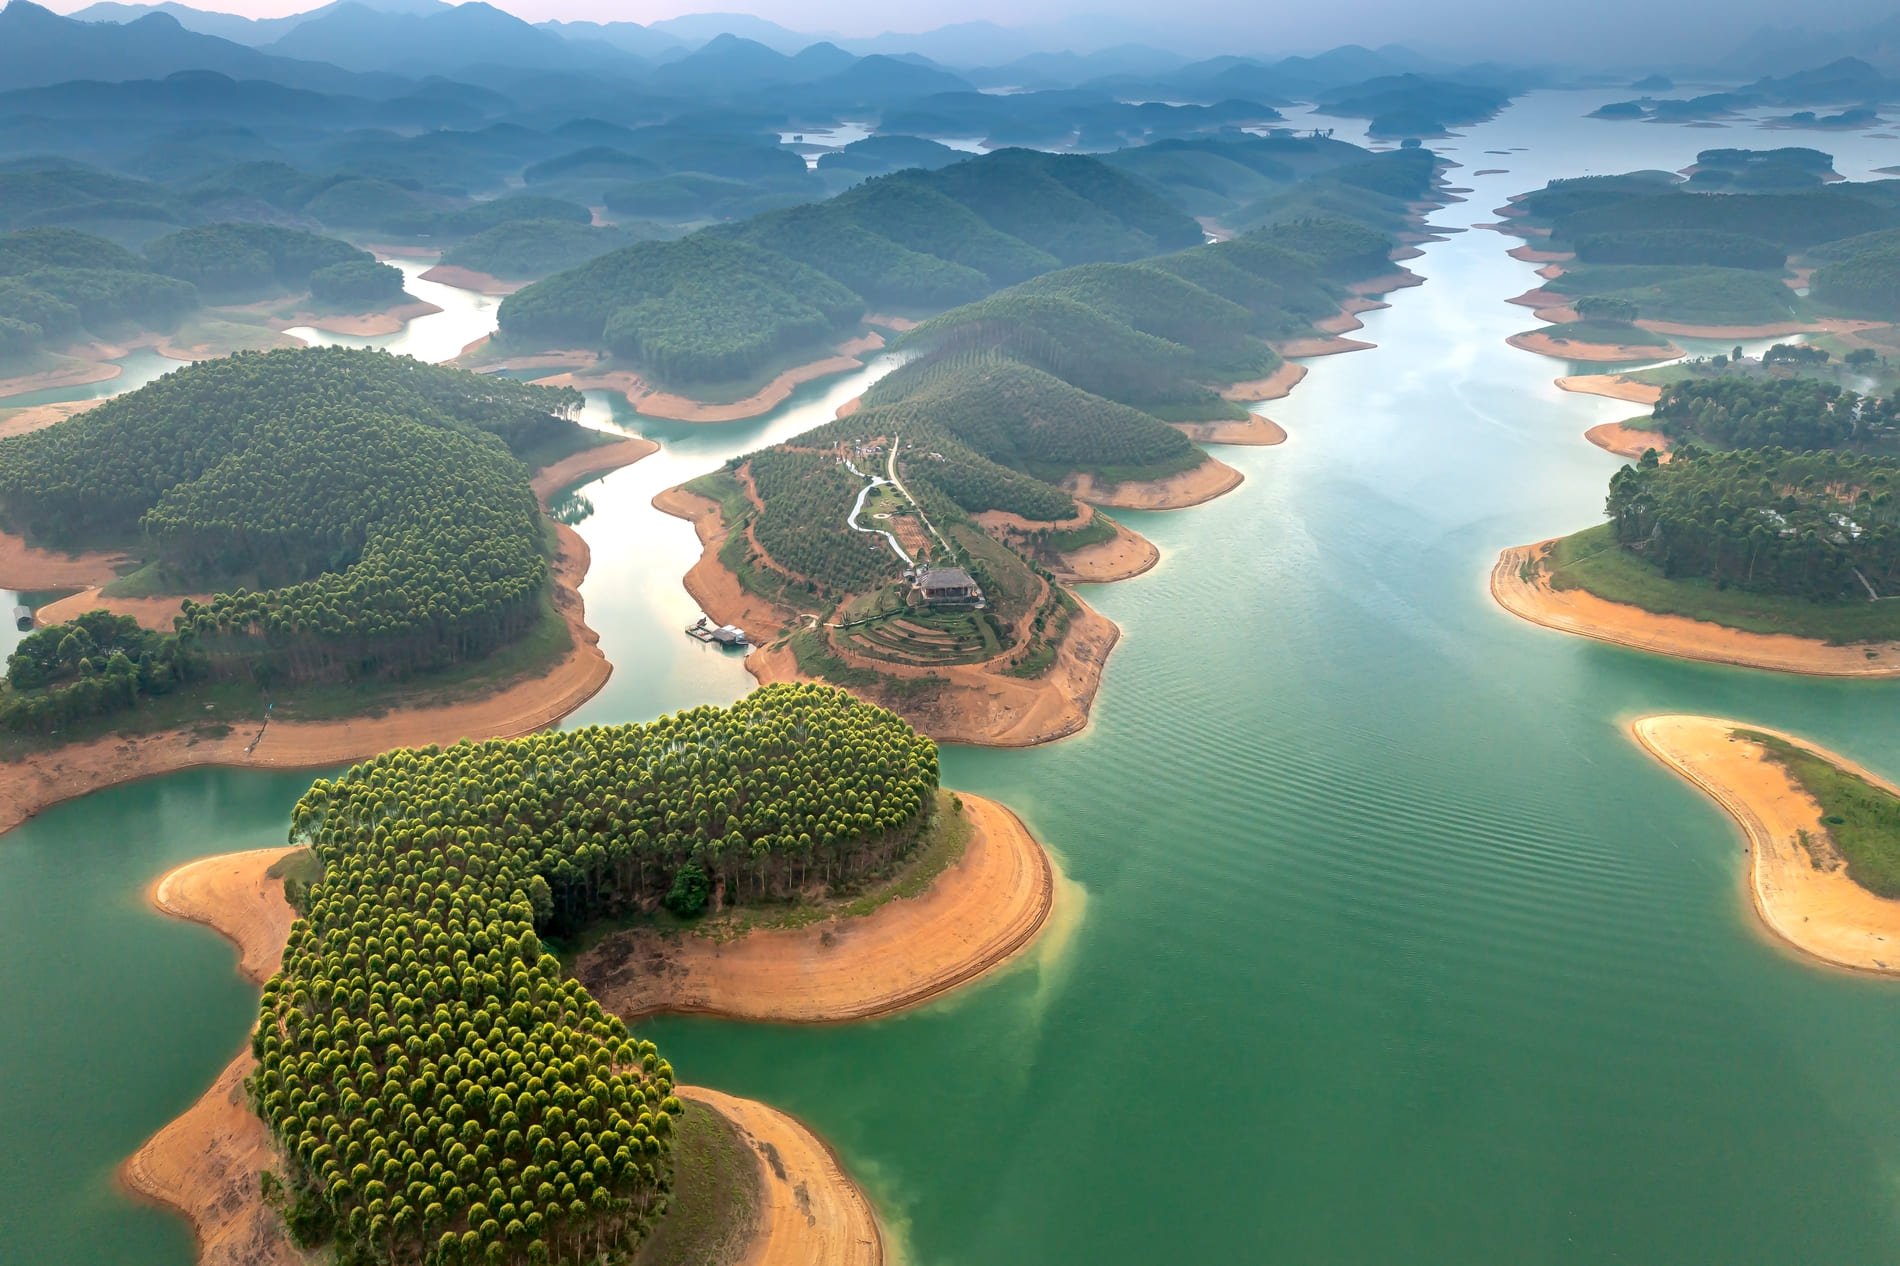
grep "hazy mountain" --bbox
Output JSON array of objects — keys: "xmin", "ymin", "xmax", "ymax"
[
  {"xmin": 65, "ymin": 0, "xmax": 447, "ymax": 46},
  {"xmin": 965, "ymin": 45, "xmax": 1188, "ymax": 90},
  {"xmin": 536, "ymin": 19, "xmax": 686, "ymax": 61},
  {"xmin": 1720, "ymin": 14, "xmax": 1900, "ymax": 76},
  {"xmin": 263, "ymin": 2, "xmax": 636, "ymax": 76},
  {"xmin": 645, "ymin": 11, "xmax": 821, "ymax": 55},
  {"xmin": 0, "ymin": 1, "xmax": 407, "ymax": 94}
]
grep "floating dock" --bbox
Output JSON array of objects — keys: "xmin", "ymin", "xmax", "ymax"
[{"xmin": 686, "ymin": 616, "xmax": 748, "ymax": 647}]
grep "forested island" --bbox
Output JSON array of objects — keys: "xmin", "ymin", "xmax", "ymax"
[
  {"xmin": 658, "ymin": 148, "xmax": 1442, "ymax": 743},
  {"xmin": 1495, "ymin": 154, "xmax": 1900, "ymax": 359},
  {"xmin": 0, "ymin": 346, "xmax": 624, "ymax": 742},
  {"xmin": 1634, "ymin": 717, "xmax": 1900, "ymax": 973},
  {"xmin": 131, "ymin": 683, "xmax": 1050, "ymax": 1266}
]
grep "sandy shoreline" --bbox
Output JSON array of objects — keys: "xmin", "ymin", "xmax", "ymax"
[
  {"xmin": 1507, "ymin": 330, "xmax": 1682, "ymax": 363},
  {"xmin": 1491, "ymin": 540, "xmax": 1900, "ymax": 676},
  {"xmin": 1060, "ymin": 454, "xmax": 1244, "ymax": 511},
  {"xmin": 1171, "ymin": 416, "xmax": 1287, "ymax": 446},
  {"xmin": 577, "ymin": 793, "xmax": 1056, "ymax": 1023},
  {"xmin": 127, "ymin": 841, "xmax": 898, "ymax": 1266},
  {"xmin": 529, "ymin": 435, "xmax": 659, "ymax": 501},
  {"xmin": 1219, "ymin": 361, "xmax": 1307, "ymax": 402},
  {"xmin": 1632, "ymin": 717, "xmax": 1900, "ymax": 975},
  {"xmin": 678, "ymin": 1089, "xmax": 883, "ymax": 1266},
  {"xmin": 973, "ymin": 505, "xmax": 1161, "ymax": 584},
  {"xmin": 273, "ymin": 299, "xmax": 443, "ymax": 338},
  {"xmin": 532, "ymin": 333, "xmax": 885, "ymax": 424},
  {"xmin": 0, "ymin": 432, "xmax": 654, "ymax": 838},
  {"xmin": 1558, "ymin": 374, "xmax": 1663, "ymax": 405},
  {"xmin": 1583, "ymin": 420, "xmax": 1671, "ymax": 460},
  {"xmin": 416, "ymin": 264, "xmax": 525, "ymax": 295}
]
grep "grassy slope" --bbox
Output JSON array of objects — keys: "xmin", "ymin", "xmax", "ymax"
[
  {"xmin": 1739, "ymin": 729, "xmax": 1900, "ymax": 897},
  {"xmin": 1530, "ymin": 319, "xmax": 1674, "ymax": 348},
  {"xmin": 632, "ymin": 1101, "xmax": 762, "ymax": 1266},
  {"xmin": 1547, "ymin": 523, "xmax": 1900, "ymax": 643}
]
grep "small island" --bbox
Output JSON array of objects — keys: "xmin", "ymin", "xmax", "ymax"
[
  {"xmin": 1633, "ymin": 717, "xmax": 1900, "ymax": 973},
  {"xmin": 125, "ymin": 685, "xmax": 1057, "ymax": 1266}
]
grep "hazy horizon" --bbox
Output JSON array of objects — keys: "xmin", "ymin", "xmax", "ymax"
[{"xmin": 27, "ymin": 0, "xmax": 1900, "ymax": 64}]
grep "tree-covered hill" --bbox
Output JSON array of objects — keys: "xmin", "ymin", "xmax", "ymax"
[
  {"xmin": 260, "ymin": 683, "xmax": 939, "ymax": 1265},
  {"xmin": 0, "ymin": 347, "xmax": 596, "ymax": 734},
  {"xmin": 493, "ymin": 148, "xmax": 1205, "ymax": 389}
]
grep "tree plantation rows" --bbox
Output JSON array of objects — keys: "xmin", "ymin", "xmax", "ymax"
[
  {"xmin": 1653, "ymin": 377, "xmax": 1898, "ymax": 451},
  {"xmin": 494, "ymin": 148, "xmax": 1204, "ymax": 388},
  {"xmin": 0, "ymin": 224, "xmax": 407, "ymax": 357},
  {"xmin": 257, "ymin": 685, "xmax": 939, "ymax": 1265},
  {"xmin": 0, "ymin": 608, "xmax": 198, "ymax": 734},
  {"xmin": 746, "ymin": 448, "xmax": 906, "ymax": 597},
  {"xmin": 1605, "ymin": 448, "xmax": 1900, "ymax": 601},
  {"xmin": 0, "ymin": 348, "xmax": 591, "ymax": 730}
]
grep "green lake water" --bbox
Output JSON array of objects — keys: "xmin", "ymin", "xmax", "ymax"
[{"xmin": 8, "ymin": 90, "xmax": 1900, "ymax": 1264}]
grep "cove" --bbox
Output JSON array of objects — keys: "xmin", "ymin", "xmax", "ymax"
[{"xmin": 9, "ymin": 90, "xmax": 1900, "ymax": 1265}]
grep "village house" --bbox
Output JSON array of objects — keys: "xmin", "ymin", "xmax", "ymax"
[{"xmin": 913, "ymin": 565, "xmax": 983, "ymax": 606}]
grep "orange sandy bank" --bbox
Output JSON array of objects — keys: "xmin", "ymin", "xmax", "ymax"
[
  {"xmin": 1507, "ymin": 330, "xmax": 1682, "ymax": 363},
  {"xmin": 0, "ymin": 520, "xmax": 611, "ymax": 838},
  {"xmin": 1506, "ymin": 243, "xmax": 1573, "ymax": 264},
  {"xmin": 0, "ymin": 356, "xmax": 120, "ymax": 398},
  {"xmin": 0, "ymin": 397, "xmax": 109, "ymax": 438},
  {"xmin": 416, "ymin": 264, "xmax": 525, "ymax": 295},
  {"xmin": 1558, "ymin": 374, "xmax": 1663, "ymax": 405},
  {"xmin": 0, "ymin": 527, "xmax": 127, "ymax": 589},
  {"xmin": 655, "ymin": 483, "xmax": 1121, "ymax": 746},
  {"xmin": 974, "ymin": 505, "xmax": 1160, "ymax": 584},
  {"xmin": 35, "ymin": 586, "xmax": 197, "ymax": 632},
  {"xmin": 1219, "ymin": 361, "xmax": 1306, "ymax": 403},
  {"xmin": 275, "ymin": 299, "xmax": 443, "ymax": 338},
  {"xmin": 530, "ymin": 435, "xmax": 659, "ymax": 501},
  {"xmin": 128, "ymin": 845, "xmax": 890, "ymax": 1266},
  {"xmin": 677, "ymin": 1089, "xmax": 883, "ymax": 1266},
  {"xmin": 1061, "ymin": 454, "xmax": 1243, "ymax": 511},
  {"xmin": 538, "ymin": 333, "xmax": 884, "ymax": 423},
  {"xmin": 577, "ymin": 793, "xmax": 1056, "ymax": 1022},
  {"xmin": 1632, "ymin": 717, "xmax": 1900, "ymax": 974},
  {"xmin": 1584, "ymin": 421, "xmax": 1671, "ymax": 460},
  {"xmin": 1172, "ymin": 415, "xmax": 1287, "ymax": 446},
  {"xmin": 1491, "ymin": 541, "xmax": 1900, "ymax": 676}
]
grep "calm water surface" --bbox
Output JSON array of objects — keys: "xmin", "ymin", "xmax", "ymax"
[{"xmin": 7, "ymin": 91, "xmax": 1900, "ymax": 1265}]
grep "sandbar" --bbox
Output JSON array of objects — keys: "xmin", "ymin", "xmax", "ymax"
[
  {"xmin": 0, "ymin": 527, "xmax": 128, "ymax": 589},
  {"xmin": 416, "ymin": 264, "xmax": 525, "ymax": 295},
  {"xmin": 1491, "ymin": 540, "xmax": 1900, "ymax": 676},
  {"xmin": 1557, "ymin": 374, "xmax": 1663, "ymax": 405},
  {"xmin": 1632, "ymin": 716, "xmax": 1900, "ymax": 974},
  {"xmin": 576, "ymin": 793, "xmax": 1055, "ymax": 1023},
  {"xmin": 35, "ymin": 586, "xmax": 195, "ymax": 632},
  {"xmin": 1583, "ymin": 420, "xmax": 1671, "ymax": 460},
  {"xmin": 1060, "ymin": 454, "xmax": 1243, "ymax": 511},
  {"xmin": 1507, "ymin": 243, "xmax": 1574, "ymax": 263},
  {"xmin": 1506, "ymin": 330, "xmax": 1682, "ymax": 363},
  {"xmin": 537, "ymin": 333, "xmax": 885, "ymax": 424},
  {"xmin": 530, "ymin": 435, "xmax": 659, "ymax": 501},
  {"xmin": 0, "ymin": 356, "xmax": 120, "ymax": 398}
]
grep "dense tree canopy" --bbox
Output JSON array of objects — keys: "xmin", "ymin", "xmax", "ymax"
[
  {"xmin": 260, "ymin": 684, "xmax": 939, "ymax": 1265},
  {"xmin": 0, "ymin": 347, "xmax": 586, "ymax": 694},
  {"xmin": 1605, "ymin": 447, "xmax": 1900, "ymax": 600}
]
